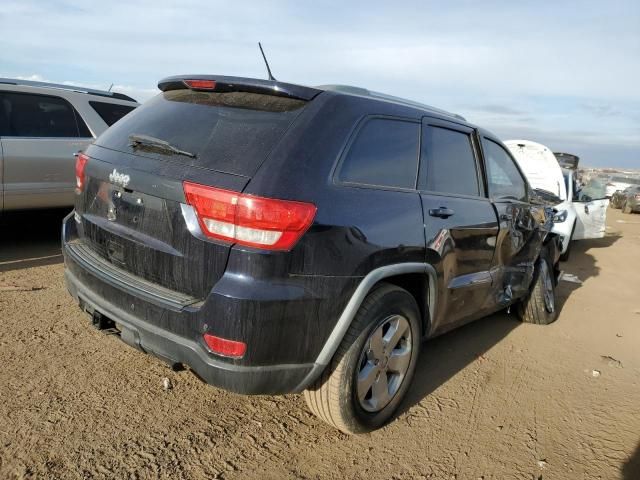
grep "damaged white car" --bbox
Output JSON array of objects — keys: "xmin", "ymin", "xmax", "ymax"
[{"xmin": 505, "ymin": 140, "xmax": 608, "ymax": 261}]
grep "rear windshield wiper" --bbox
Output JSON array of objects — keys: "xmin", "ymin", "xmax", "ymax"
[{"xmin": 129, "ymin": 134, "xmax": 197, "ymax": 159}]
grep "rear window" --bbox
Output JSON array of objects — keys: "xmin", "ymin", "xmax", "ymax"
[
  {"xmin": 95, "ymin": 90, "xmax": 307, "ymax": 176},
  {"xmin": 338, "ymin": 118, "xmax": 419, "ymax": 189},
  {"xmin": 419, "ymin": 126, "xmax": 479, "ymax": 196},
  {"xmin": 89, "ymin": 101, "xmax": 136, "ymax": 126}
]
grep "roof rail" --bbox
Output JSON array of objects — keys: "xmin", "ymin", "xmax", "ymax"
[
  {"xmin": 317, "ymin": 84, "xmax": 466, "ymax": 121},
  {"xmin": 0, "ymin": 77, "xmax": 138, "ymax": 102}
]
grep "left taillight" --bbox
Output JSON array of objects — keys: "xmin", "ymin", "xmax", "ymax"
[
  {"xmin": 75, "ymin": 152, "xmax": 89, "ymax": 193},
  {"xmin": 183, "ymin": 181, "xmax": 317, "ymax": 251}
]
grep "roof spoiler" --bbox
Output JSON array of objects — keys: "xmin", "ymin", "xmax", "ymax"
[{"xmin": 158, "ymin": 75, "xmax": 322, "ymax": 101}]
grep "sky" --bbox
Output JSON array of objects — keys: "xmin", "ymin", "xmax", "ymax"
[{"xmin": 1, "ymin": 0, "xmax": 639, "ymax": 168}]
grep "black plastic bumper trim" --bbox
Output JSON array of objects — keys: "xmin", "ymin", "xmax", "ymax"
[
  {"xmin": 65, "ymin": 269, "xmax": 315, "ymax": 395},
  {"xmin": 65, "ymin": 241, "xmax": 200, "ymax": 312}
]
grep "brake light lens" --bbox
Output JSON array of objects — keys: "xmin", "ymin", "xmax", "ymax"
[
  {"xmin": 203, "ymin": 333, "xmax": 246, "ymax": 358},
  {"xmin": 183, "ymin": 182, "xmax": 316, "ymax": 251},
  {"xmin": 183, "ymin": 79, "xmax": 216, "ymax": 90},
  {"xmin": 75, "ymin": 152, "xmax": 89, "ymax": 193}
]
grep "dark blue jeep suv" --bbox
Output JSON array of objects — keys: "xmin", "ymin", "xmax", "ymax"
[{"xmin": 63, "ymin": 75, "xmax": 559, "ymax": 433}]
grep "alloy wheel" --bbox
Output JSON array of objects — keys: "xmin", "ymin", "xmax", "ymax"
[
  {"xmin": 540, "ymin": 261, "xmax": 555, "ymax": 313},
  {"xmin": 356, "ymin": 315, "xmax": 412, "ymax": 413}
]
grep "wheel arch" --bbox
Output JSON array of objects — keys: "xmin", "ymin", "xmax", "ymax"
[{"xmin": 294, "ymin": 262, "xmax": 437, "ymax": 392}]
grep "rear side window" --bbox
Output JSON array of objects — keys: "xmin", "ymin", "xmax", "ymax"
[
  {"xmin": 0, "ymin": 92, "xmax": 88, "ymax": 138},
  {"xmin": 89, "ymin": 101, "xmax": 136, "ymax": 126},
  {"xmin": 338, "ymin": 118, "xmax": 419, "ymax": 189},
  {"xmin": 482, "ymin": 138, "xmax": 527, "ymax": 201},
  {"xmin": 419, "ymin": 125, "xmax": 479, "ymax": 196},
  {"xmin": 95, "ymin": 90, "xmax": 307, "ymax": 176}
]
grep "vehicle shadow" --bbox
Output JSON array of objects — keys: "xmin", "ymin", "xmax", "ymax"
[
  {"xmin": 555, "ymin": 233, "xmax": 621, "ymax": 311},
  {"xmin": 397, "ymin": 310, "xmax": 518, "ymax": 417},
  {"xmin": 395, "ymin": 234, "xmax": 619, "ymax": 421},
  {"xmin": 0, "ymin": 208, "xmax": 70, "ymax": 273},
  {"xmin": 622, "ymin": 441, "xmax": 640, "ymax": 479}
]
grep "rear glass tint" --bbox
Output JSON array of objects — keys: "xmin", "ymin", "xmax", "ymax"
[
  {"xmin": 95, "ymin": 90, "xmax": 306, "ymax": 176},
  {"xmin": 419, "ymin": 126, "xmax": 479, "ymax": 196},
  {"xmin": 89, "ymin": 101, "xmax": 136, "ymax": 126},
  {"xmin": 0, "ymin": 92, "xmax": 86, "ymax": 137},
  {"xmin": 338, "ymin": 118, "xmax": 419, "ymax": 189}
]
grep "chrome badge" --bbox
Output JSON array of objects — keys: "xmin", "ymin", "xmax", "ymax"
[{"xmin": 109, "ymin": 169, "xmax": 131, "ymax": 188}]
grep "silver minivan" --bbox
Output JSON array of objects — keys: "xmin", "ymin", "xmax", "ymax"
[{"xmin": 0, "ymin": 78, "xmax": 139, "ymax": 211}]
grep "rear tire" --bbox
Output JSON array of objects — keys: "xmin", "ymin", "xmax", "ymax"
[
  {"xmin": 304, "ymin": 283, "xmax": 421, "ymax": 434},
  {"xmin": 518, "ymin": 255, "xmax": 558, "ymax": 325}
]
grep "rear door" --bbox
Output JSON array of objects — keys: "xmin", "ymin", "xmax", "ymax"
[
  {"xmin": 0, "ymin": 91, "xmax": 92, "ymax": 210},
  {"xmin": 418, "ymin": 118, "xmax": 499, "ymax": 331},
  {"xmin": 481, "ymin": 136, "xmax": 545, "ymax": 303}
]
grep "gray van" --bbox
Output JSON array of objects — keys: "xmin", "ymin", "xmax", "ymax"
[{"xmin": 0, "ymin": 78, "xmax": 138, "ymax": 211}]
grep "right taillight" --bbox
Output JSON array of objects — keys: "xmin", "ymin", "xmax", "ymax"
[
  {"xmin": 183, "ymin": 181, "xmax": 316, "ymax": 251},
  {"xmin": 75, "ymin": 152, "xmax": 89, "ymax": 193}
]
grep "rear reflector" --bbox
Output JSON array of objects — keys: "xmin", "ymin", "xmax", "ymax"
[
  {"xmin": 183, "ymin": 79, "xmax": 216, "ymax": 90},
  {"xmin": 75, "ymin": 152, "xmax": 89, "ymax": 193},
  {"xmin": 203, "ymin": 333, "xmax": 246, "ymax": 358},
  {"xmin": 183, "ymin": 182, "xmax": 316, "ymax": 251}
]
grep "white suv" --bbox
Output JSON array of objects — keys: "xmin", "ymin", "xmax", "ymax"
[
  {"xmin": 0, "ymin": 78, "xmax": 139, "ymax": 211},
  {"xmin": 506, "ymin": 140, "xmax": 608, "ymax": 261}
]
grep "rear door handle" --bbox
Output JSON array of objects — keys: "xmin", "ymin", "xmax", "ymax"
[{"xmin": 428, "ymin": 207, "xmax": 455, "ymax": 218}]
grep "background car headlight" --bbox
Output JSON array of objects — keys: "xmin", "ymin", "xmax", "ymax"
[{"xmin": 553, "ymin": 210, "xmax": 568, "ymax": 223}]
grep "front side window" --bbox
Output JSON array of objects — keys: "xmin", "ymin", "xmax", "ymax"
[
  {"xmin": 338, "ymin": 118, "xmax": 419, "ymax": 189},
  {"xmin": 482, "ymin": 138, "xmax": 527, "ymax": 201},
  {"xmin": 419, "ymin": 125, "xmax": 480, "ymax": 196},
  {"xmin": 0, "ymin": 92, "xmax": 85, "ymax": 137}
]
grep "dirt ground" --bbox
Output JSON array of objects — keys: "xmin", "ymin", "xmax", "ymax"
[{"xmin": 0, "ymin": 207, "xmax": 638, "ymax": 480}]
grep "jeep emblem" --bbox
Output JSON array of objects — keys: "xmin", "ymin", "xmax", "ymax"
[{"xmin": 109, "ymin": 169, "xmax": 130, "ymax": 188}]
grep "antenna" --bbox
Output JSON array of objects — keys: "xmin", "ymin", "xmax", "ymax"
[
  {"xmin": 258, "ymin": 42, "xmax": 276, "ymax": 81},
  {"xmin": 107, "ymin": 83, "xmax": 113, "ymax": 92}
]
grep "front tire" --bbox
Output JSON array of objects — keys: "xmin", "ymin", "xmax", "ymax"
[
  {"xmin": 304, "ymin": 283, "xmax": 421, "ymax": 434},
  {"xmin": 518, "ymin": 255, "xmax": 558, "ymax": 325},
  {"xmin": 559, "ymin": 222, "xmax": 576, "ymax": 262}
]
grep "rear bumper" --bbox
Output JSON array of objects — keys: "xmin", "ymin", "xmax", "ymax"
[
  {"xmin": 61, "ymin": 211, "xmax": 357, "ymax": 395},
  {"xmin": 64, "ymin": 268, "xmax": 313, "ymax": 394}
]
